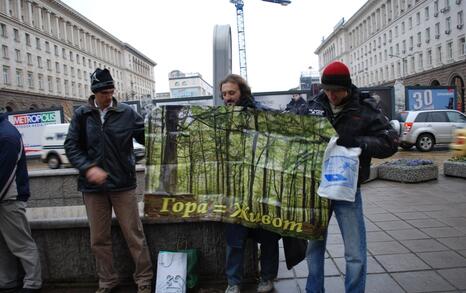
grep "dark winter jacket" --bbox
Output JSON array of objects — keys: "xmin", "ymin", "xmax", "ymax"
[
  {"xmin": 0, "ymin": 114, "xmax": 30, "ymax": 202},
  {"xmin": 64, "ymin": 96, "xmax": 144, "ymax": 192},
  {"xmin": 308, "ymin": 85, "xmax": 399, "ymax": 184},
  {"xmin": 285, "ymin": 97, "xmax": 309, "ymax": 115}
]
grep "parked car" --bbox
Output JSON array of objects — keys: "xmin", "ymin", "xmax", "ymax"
[
  {"xmin": 41, "ymin": 123, "xmax": 145, "ymax": 169},
  {"xmin": 397, "ymin": 110, "xmax": 466, "ymax": 152}
]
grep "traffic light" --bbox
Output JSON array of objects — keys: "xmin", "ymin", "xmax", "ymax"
[{"xmin": 450, "ymin": 128, "xmax": 466, "ymax": 157}]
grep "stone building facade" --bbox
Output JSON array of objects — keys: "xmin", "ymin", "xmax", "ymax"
[
  {"xmin": 0, "ymin": 0, "xmax": 156, "ymax": 113},
  {"xmin": 315, "ymin": 0, "xmax": 465, "ymax": 112}
]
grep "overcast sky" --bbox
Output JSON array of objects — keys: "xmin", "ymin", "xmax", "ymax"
[{"xmin": 61, "ymin": 0, "xmax": 367, "ymax": 93}]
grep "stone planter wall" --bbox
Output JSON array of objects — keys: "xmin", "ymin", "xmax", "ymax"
[
  {"xmin": 11, "ymin": 168, "xmax": 258, "ymax": 286},
  {"xmin": 444, "ymin": 161, "xmax": 466, "ymax": 179},
  {"xmin": 378, "ymin": 163, "xmax": 438, "ymax": 183}
]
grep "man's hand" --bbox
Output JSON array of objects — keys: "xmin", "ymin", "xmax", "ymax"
[
  {"xmin": 336, "ymin": 135, "xmax": 361, "ymax": 148},
  {"xmin": 86, "ymin": 166, "xmax": 108, "ymax": 185}
]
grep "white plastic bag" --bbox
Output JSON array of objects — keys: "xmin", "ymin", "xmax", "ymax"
[
  {"xmin": 155, "ymin": 251, "xmax": 187, "ymax": 293},
  {"xmin": 317, "ymin": 136, "xmax": 361, "ymax": 202}
]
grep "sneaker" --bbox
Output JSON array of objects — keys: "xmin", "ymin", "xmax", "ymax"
[
  {"xmin": 137, "ymin": 284, "xmax": 152, "ymax": 293},
  {"xmin": 95, "ymin": 288, "xmax": 114, "ymax": 293},
  {"xmin": 257, "ymin": 279, "xmax": 274, "ymax": 293},
  {"xmin": 225, "ymin": 284, "xmax": 241, "ymax": 293}
]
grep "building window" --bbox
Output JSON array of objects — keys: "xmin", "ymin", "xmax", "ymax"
[
  {"xmin": 13, "ymin": 28, "xmax": 19, "ymax": 42},
  {"xmin": 77, "ymin": 69, "xmax": 81, "ymax": 79},
  {"xmin": 417, "ymin": 32, "xmax": 422, "ymax": 46},
  {"xmin": 15, "ymin": 49, "xmax": 21, "ymax": 62},
  {"xmin": 27, "ymin": 72, "xmax": 34, "ymax": 88},
  {"xmin": 48, "ymin": 76, "xmax": 53, "ymax": 92},
  {"xmin": 446, "ymin": 17, "xmax": 452, "ymax": 33},
  {"xmin": 416, "ymin": 12, "xmax": 421, "ymax": 25},
  {"xmin": 35, "ymin": 37, "xmax": 40, "ymax": 50},
  {"xmin": 45, "ymin": 41, "xmax": 50, "ymax": 53},
  {"xmin": 27, "ymin": 53, "xmax": 32, "ymax": 65},
  {"xmin": 437, "ymin": 45, "xmax": 442, "ymax": 64},
  {"xmin": 3, "ymin": 66, "xmax": 10, "ymax": 85},
  {"xmin": 71, "ymin": 66, "xmax": 75, "ymax": 77},
  {"xmin": 425, "ymin": 27, "xmax": 431, "ymax": 42},
  {"xmin": 54, "ymin": 45, "xmax": 59, "ymax": 56},
  {"xmin": 56, "ymin": 78, "xmax": 61, "ymax": 93},
  {"xmin": 38, "ymin": 74, "xmax": 44, "ymax": 90},
  {"xmin": 2, "ymin": 45, "xmax": 8, "ymax": 59},
  {"xmin": 401, "ymin": 21, "xmax": 406, "ymax": 33},
  {"xmin": 69, "ymin": 51, "xmax": 73, "ymax": 61},
  {"xmin": 64, "ymin": 80, "xmax": 69, "ymax": 95},
  {"xmin": 459, "ymin": 11, "xmax": 464, "ymax": 28},
  {"xmin": 16, "ymin": 69, "xmax": 22, "ymax": 87},
  {"xmin": 435, "ymin": 22, "xmax": 441, "ymax": 37},
  {"xmin": 447, "ymin": 42, "xmax": 453, "ymax": 59},
  {"xmin": 460, "ymin": 37, "xmax": 466, "ymax": 56},
  {"xmin": 47, "ymin": 59, "xmax": 52, "ymax": 71},
  {"xmin": 1, "ymin": 23, "xmax": 7, "ymax": 38},
  {"xmin": 427, "ymin": 49, "xmax": 433, "ymax": 65},
  {"xmin": 76, "ymin": 53, "xmax": 80, "ymax": 64},
  {"xmin": 72, "ymin": 81, "xmax": 76, "ymax": 96},
  {"xmin": 62, "ymin": 48, "xmax": 66, "ymax": 59},
  {"xmin": 25, "ymin": 33, "xmax": 31, "ymax": 46},
  {"xmin": 418, "ymin": 53, "xmax": 424, "ymax": 68},
  {"xmin": 408, "ymin": 17, "xmax": 413, "ymax": 29},
  {"xmin": 37, "ymin": 56, "xmax": 42, "ymax": 68},
  {"xmin": 444, "ymin": 0, "xmax": 450, "ymax": 11},
  {"xmin": 64, "ymin": 64, "xmax": 68, "ymax": 75},
  {"xmin": 425, "ymin": 6, "xmax": 430, "ymax": 20},
  {"xmin": 434, "ymin": 0, "xmax": 439, "ymax": 14}
]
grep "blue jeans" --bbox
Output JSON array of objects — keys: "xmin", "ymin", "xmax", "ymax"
[
  {"xmin": 225, "ymin": 225, "xmax": 279, "ymax": 286},
  {"xmin": 305, "ymin": 189, "xmax": 366, "ymax": 293}
]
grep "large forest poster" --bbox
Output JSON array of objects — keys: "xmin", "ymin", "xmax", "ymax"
[{"xmin": 144, "ymin": 106, "xmax": 336, "ymax": 240}]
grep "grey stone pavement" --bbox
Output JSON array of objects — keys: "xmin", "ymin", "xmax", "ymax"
[{"xmin": 270, "ymin": 174, "xmax": 466, "ymax": 293}]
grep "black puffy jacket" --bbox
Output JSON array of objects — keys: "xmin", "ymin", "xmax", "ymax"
[
  {"xmin": 308, "ymin": 85, "xmax": 399, "ymax": 184},
  {"xmin": 64, "ymin": 96, "xmax": 144, "ymax": 192},
  {"xmin": 285, "ymin": 97, "xmax": 310, "ymax": 115}
]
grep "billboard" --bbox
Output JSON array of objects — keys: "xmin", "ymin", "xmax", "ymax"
[
  {"xmin": 360, "ymin": 87, "xmax": 395, "ymax": 120},
  {"xmin": 254, "ymin": 90, "xmax": 313, "ymax": 111},
  {"xmin": 405, "ymin": 86, "xmax": 456, "ymax": 111},
  {"xmin": 7, "ymin": 108, "xmax": 64, "ymax": 157}
]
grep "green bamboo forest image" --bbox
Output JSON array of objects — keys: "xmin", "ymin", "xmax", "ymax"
[{"xmin": 144, "ymin": 106, "xmax": 336, "ymax": 240}]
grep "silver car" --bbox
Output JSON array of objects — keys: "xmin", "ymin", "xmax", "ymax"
[{"xmin": 398, "ymin": 110, "xmax": 466, "ymax": 152}]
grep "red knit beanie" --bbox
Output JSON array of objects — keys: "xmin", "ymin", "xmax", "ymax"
[{"xmin": 321, "ymin": 61, "xmax": 352, "ymax": 90}]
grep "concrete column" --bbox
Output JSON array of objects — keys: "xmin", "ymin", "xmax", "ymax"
[
  {"xmin": 69, "ymin": 24, "xmax": 74, "ymax": 45},
  {"xmin": 37, "ymin": 6, "xmax": 42, "ymax": 30},
  {"xmin": 16, "ymin": 0, "xmax": 22, "ymax": 21},
  {"xmin": 55, "ymin": 16, "xmax": 60, "ymax": 39},
  {"xmin": 62, "ymin": 21, "xmax": 68, "ymax": 42},
  {"xmin": 5, "ymin": 0, "xmax": 10, "ymax": 16},
  {"xmin": 27, "ymin": 0, "xmax": 32, "ymax": 26},
  {"xmin": 47, "ymin": 10, "xmax": 52, "ymax": 34}
]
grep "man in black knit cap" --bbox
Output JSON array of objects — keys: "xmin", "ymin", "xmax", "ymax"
[
  {"xmin": 65, "ymin": 68, "xmax": 152, "ymax": 293},
  {"xmin": 305, "ymin": 61, "xmax": 399, "ymax": 293}
]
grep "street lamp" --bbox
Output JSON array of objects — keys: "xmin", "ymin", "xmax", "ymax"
[{"xmin": 389, "ymin": 51, "xmax": 421, "ymax": 80}]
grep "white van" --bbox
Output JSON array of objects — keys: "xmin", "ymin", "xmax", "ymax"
[
  {"xmin": 41, "ymin": 123, "xmax": 146, "ymax": 169},
  {"xmin": 41, "ymin": 123, "xmax": 70, "ymax": 169}
]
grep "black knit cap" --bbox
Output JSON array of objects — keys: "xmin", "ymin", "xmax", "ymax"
[
  {"xmin": 90, "ymin": 68, "xmax": 115, "ymax": 93},
  {"xmin": 321, "ymin": 61, "xmax": 352, "ymax": 90}
]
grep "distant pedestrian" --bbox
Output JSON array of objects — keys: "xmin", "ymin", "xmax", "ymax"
[
  {"xmin": 0, "ymin": 107, "xmax": 42, "ymax": 293},
  {"xmin": 306, "ymin": 61, "xmax": 399, "ymax": 293},
  {"xmin": 64, "ymin": 68, "xmax": 153, "ymax": 293},
  {"xmin": 285, "ymin": 92, "xmax": 309, "ymax": 115}
]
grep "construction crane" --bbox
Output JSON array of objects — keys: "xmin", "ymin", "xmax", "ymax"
[{"xmin": 230, "ymin": 0, "xmax": 291, "ymax": 80}]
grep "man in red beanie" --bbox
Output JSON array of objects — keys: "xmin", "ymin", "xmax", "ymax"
[
  {"xmin": 64, "ymin": 68, "xmax": 153, "ymax": 293},
  {"xmin": 305, "ymin": 61, "xmax": 399, "ymax": 293}
]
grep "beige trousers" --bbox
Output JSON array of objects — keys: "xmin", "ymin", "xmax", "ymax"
[{"xmin": 83, "ymin": 189, "xmax": 153, "ymax": 288}]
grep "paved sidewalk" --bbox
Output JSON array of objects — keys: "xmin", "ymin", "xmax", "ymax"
[{"xmin": 272, "ymin": 174, "xmax": 466, "ymax": 293}]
